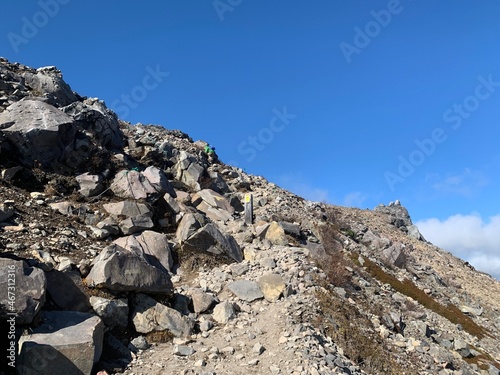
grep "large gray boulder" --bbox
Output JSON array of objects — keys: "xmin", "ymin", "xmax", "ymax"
[
  {"xmin": 113, "ymin": 230, "xmax": 174, "ymax": 273},
  {"xmin": 175, "ymin": 151, "xmax": 204, "ymax": 191},
  {"xmin": 182, "ymin": 223, "xmax": 243, "ymax": 262},
  {"xmin": 131, "ymin": 294, "xmax": 193, "ymax": 337},
  {"xmin": 90, "ymin": 296, "xmax": 129, "ymax": 329},
  {"xmin": 0, "ymin": 258, "xmax": 46, "ymax": 324},
  {"xmin": 76, "ymin": 173, "xmax": 104, "ymax": 197},
  {"xmin": 45, "ymin": 269, "xmax": 92, "ymax": 312},
  {"xmin": 18, "ymin": 311, "xmax": 104, "ymax": 375},
  {"xmin": 60, "ymin": 98, "xmax": 124, "ymax": 150},
  {"xmin": 85, "ymin": 244, "xmax": 173, "ymax": 295},
  {"xmin": 118, "ymin": 214, "xmax": 154, "ymax": 235},
  {"xmin": 0, "ymin": 99, "xmax": 76, "ymax": 167},
  {"xmin": 191, "ymin": 189, "xmax": 234, "ymax": 223},
  {"xmin": 176, "ymin": 212, "xmax": 207, "ymax": 244},
  {"xmin": 227, "ymin": 280, "xmax": 264, "ymax": 302},
  {"xmin": 111, "ymin": 167, "xmax": 173, "ymax": 201},
  {"xmin": 381, "ymin": 243, "xmax": 407, "ymax": 268},
  {"xmin": 103, "ymin": 200, "xmax": 152, "ymax": 219},
  {"xmin": 22, "ymin": 65, "xmax": 78, "ymax": 107}
]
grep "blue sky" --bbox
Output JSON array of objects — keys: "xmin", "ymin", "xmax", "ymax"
[{"xmin": 1, "ymin": 1, "xmax": 499, "ymax": 279}]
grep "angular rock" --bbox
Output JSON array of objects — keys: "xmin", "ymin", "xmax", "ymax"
[
  {"xmin": 45, "ymin": 269, "xmax": 92, "ymax": 312},
  {"xmin": 114, "ymin": 230, "xmax": 174, "ymax": 272},
  {"xmin": 280, "ymin": 221, "xmax": 301, "ymax": 238},
  {"xmin": 22, "ymin": 65, "xmax": 78, "ymax": 107},
  {"xmin": 49, "ymin": 201, "xmax": 74, "ymax": 216},
  {"xmin": 213, "ymin": 301, "xmax": 235, "ymax": 324},
  {"xmin": 190, "ymin": 288, "xmax": 217, "ymax": 313},
  {"xmin": 76, "ymin": 173, "xmax": 104, "ymax": 197},
  {"xmin": 182, "ymin": 223, "xmax": 243, "ymax": 262},
  {"xmin": 0, "ymin": 99, "xmax": 75, "ymax": 167},
  {"xmin": 131, "ymin": 294, "xmax": 193, "ymax": 337},
  {"xmin": 227, "ymin": 280, "xmax": 264, "ymax": 302},
  {"xmin": 142, "ymin": 166, "xmax": 175, "ymax": 197},
  {"xmin": 192, "ymin": 189, "xmax": 234, "ymax": 214},
  {"xmin": 85, "ymin": 244, "xmax": 173, "ymax": 295},
  {"xmin": 61, "ymin": 98, "xmax": 124, "ymax": 150},
  {"xmin": 90, "ymin": 296, "xmax": 129, "ymax": 329},
  {"xmin": 18, "ymin": 311, "xmax": 104, "ymax": 375},
  {"xmin": 181, "ymin": 162, "xmax": 204, "ymax": 191},
  {"xmin": 176, "ymin": 213, "xmax": 207, "ymax": 244},
  {"xmin": 111, "ymin": 168, "xmax": 171, "ymax": 201},
  {"xmin": 103, "ymin": 200, "xmax": 152, "ymax": 219},
  {"xmin": 118, "ymin": 214, "xmax": 154, "ymax": 235},
  {"xmin": 164, "ymin": 193, "xmax": 181, "ymax": 214},
  {"xmin": 173, "ymin": 345, "xmax": 196, "ymax": 356},
  {"xmin": 453, "ymin": 339, "xmax": 472, "ymax": 358},
  {"xmin": 0, "ymin": 258, "xmax": 46, "ymax": 324},
  {"xmin": 258, "ymin": 274, "xmax": 286, "ymax": 302},
  {"xmin": 381, "ymin": 243, "xmax": 407, "ymax": 268},
  {"xmin": 0, "ymin": 203, "xmax": 14, "ymax": 221},
  {"xmin": 265, "ymin": 221, "xmax": 288, "ymax": 245}
]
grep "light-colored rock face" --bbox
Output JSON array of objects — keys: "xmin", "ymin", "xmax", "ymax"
[{"xmin": 265, "ymin": 221, "xmax": 288, "ymax": 245}]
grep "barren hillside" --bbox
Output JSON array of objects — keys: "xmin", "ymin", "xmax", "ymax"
[{"xmin": 0, "ymin": 57, "xmax": 499, "ymax": 375}]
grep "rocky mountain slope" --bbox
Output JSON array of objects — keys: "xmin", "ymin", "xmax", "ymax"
[{"xmin": 0, "ymin": 57, "xmax": 499, "ymax": 375}]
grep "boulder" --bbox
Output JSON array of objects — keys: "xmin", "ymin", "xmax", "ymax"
[
  {"xmin": 142, "ymin": 166, "xmax": 176, "ymax": 197},
  {"xmin": 0, "ymin": 100, "xmax": 75, "ymax": 167},
  {"xmin": 111, "ymin": 167, "xmax": 172, "ymax": 201},
  {"xmin": 103, "ymin": 200, "xmax": 152, "ymax": 219},
  {"xmin": 85, "ymin": 244, "xmax": 173, "ymax": 295},
  {"xmin": 22, "ymin": 65, "xmax": 78, "ymax": 107},
  {"xmin": 113, "ymin": 230, "xmax": 174, "ymax": 273},
  {"xmin": 258, "ymin": 274, "xmax": 286, "ymax": 302},
  {"xmin": 192, "ymin": 189, "xmax": 234, "ymax": 214},
  {"xmin": 0, "ymin": 203, "xmax": 14, "ymax": 221},
  {"xmin": 76, "ymin": 173, "xmax": 104, "ymax": 197},
  {"xmin": 176, "ymin": 213, "xmax": 207, "ymax": 244},
  {"xmin": 227, "ymin": 280, "xmax": 264, "ymax": 302},
  {"xmin": 280, "ymin": 221, "xmax": 301, "ymax": 238},
  {"xmin": 175, "ymin": 151, "xmax": 204, "ymax": 190},
  {"xmin": 131, "ymin": 294, "xmax": 193, "ymax": 337},
  {"xmin": 0, "ymin": 258, "xmax": 46, "ymax": 324},
  {"xmin": 90, "ymin": 297, "xmax": 129, "ymax": 329},
  {"xmin": 265, "ymin": 221, "xmax": 288, "ymax": 245},
  {"xmin": 381, "ymin": 243, "xmax": 407, "ymax": 268},
  {"xmin": 212, "ymin": 301, "xmax": 235, "ymax": 324},
  {"xmin": 18, "ymin": 311, "xmax": 104, "ymax": 375},
  {"xmin": 189, "ymin": 288, "xmax": 217, "ymax": 313},
  {"xmin": 207, "ymin": 171, "xmax": 230, "ymax": 194},
  {"xmin": 45, "ymin": 270, "xmax": 92, "ymax": 312},
  {"xmin": 191, "ymin": 189, "xmax": 234, "ymax": 223},
  {"xmin": 182, "ymin": 223, "xmax": 243, "ymax": 262},
  {"xmin": 118, "ymin": 214, "xmax": 154, "ymax": 235},
  {"xmin": 60, "ymin": 98, "xmax": 124, "ymax": 150},
  {"xmin": 408, "ymin": 224, "xmax": 426, "ymax": 241}
]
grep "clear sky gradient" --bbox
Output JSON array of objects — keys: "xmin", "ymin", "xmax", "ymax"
[{"xmin": 1, "ymin": 1, "xmax": 499, "ymax": 278}]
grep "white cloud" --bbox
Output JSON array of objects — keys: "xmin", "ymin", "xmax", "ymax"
[
  {"xmin": 425, "ymin": 168, "xmax": 488, "ymax": 197},
  {"xmin": 343, "ymin": 191, "xmax": 368, "ymax": 207},
  {"xmin": 416, "ymin": 213, "xmax": 500, "ymax": 280}
]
